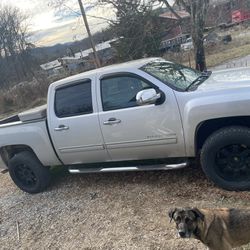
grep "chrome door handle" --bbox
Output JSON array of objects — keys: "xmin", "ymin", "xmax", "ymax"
[
  {"xmin": 103, "ymin": 118, "xmax": 121, "ymax": 125},
  {"xmin": 54, "ymin": 125, "xmax": 69, "ymax": 131}
]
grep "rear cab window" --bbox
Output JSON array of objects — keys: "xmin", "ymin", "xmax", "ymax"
[{"xmin": 54, "ymin": 80, "xmax": 93, "ymax": 118}]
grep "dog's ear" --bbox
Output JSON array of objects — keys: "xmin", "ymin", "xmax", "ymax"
[
  {"xmin": 168, "ymin": 208, "xmax": 177, "ymax": 223},
  {"xmin": 191, "ymin": 208, "xmax": 204, "ymax": 221}
]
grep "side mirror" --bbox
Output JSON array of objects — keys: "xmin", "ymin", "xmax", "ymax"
[{"xmin": 136, "ymin": 88, "xmax": 161, "ymax": 105}]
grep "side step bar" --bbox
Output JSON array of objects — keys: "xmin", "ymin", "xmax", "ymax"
[{"xmin": 68, "ymin": 162, "xmax": 188, "ymax": 174}]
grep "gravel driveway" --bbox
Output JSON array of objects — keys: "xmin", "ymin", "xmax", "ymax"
[{"xmin": 1, "ymin": 167, "xmax": 250, "ymax": 250}]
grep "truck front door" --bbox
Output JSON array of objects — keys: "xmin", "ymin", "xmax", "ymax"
[{"xmin": 97, "ymin": 72, "xmax": 185, "ymax": 161}]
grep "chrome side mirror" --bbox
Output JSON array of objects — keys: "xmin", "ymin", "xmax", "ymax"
[{"xmin": 136, "ymin": 88, "xmax": 161, "ymax": 105}]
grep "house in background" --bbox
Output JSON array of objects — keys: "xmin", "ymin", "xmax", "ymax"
[
  {"xmin": 231, "ymin": 0, "xmax": 250, "ymax": 22},
  {"xmin": 40, "ymin": 39, "xmax": 118, "ymax": 76},
  {"xmin": 58, "ymin": 57, "xmax": 87, "ymax": 73},
  {"xmin": 40, "ymin": 60, "xmax": 64, "ymax": 77},
  {"xmin": 159, "ymin": 10, "xmax": 191, "ymax": 51},
  {"xmin": 88, "ymin": 39, "xmax": 117, "ymax": 65},
  {"xmin": 159, "ymin": 10, "xmax": 190, "ymax": 40}
]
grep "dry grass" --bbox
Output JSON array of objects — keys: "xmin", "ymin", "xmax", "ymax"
[
  {"xmin": 0, "ymin": 75, "xmax": 49, "ymax": 118},
  {"xmin": 0, "ymin": 71, "xmax": 70, "ymax": 119},
  {"xmin": 206, "ymin": 43, "xmax": 250, "ymax": 68}
]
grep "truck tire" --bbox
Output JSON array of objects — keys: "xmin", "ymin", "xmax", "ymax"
[
  {"xmin": 200, "ymin": 126, "xmax": 250, "ymax": 191},
  {"xmin": 8, "ymin": 151, "xmax": 51, "ymax": 193}
]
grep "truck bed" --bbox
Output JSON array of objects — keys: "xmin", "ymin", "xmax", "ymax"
[
  {"xmin": 18, "ymin": 105, "xmax": 47, "ymax": 122},
  {"xmin": 0, "ymin": 115, "xmax": 20, "ymax": 125},
  {"xmin": 0, "ymin": 105, "xmax": 47, "ymax": 125}
]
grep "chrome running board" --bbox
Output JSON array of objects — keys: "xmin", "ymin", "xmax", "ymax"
[{"xmin": 68, "ymin": 162, "xmax": 188, "ymax": 174}]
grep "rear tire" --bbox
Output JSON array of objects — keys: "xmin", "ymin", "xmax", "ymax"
[
  {"xmin": 8, "ymin": 151, "xmax": 51, "ymax": 193},
  {"xmin": 200, "ymin": 126, "xmax": 250, "ymax": 191}
]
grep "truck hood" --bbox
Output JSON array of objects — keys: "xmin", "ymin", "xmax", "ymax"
[{"xmin": 197, "ymin": 67, "xmax": 250, "ymax": 91}]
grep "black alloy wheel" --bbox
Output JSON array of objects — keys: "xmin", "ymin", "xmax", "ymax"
[
  {"xmin": 215, "ymin": 144, "xmax": 250, "ymax": 182},
  {"xmin": 201, "ymin": 126, "xmax": 250, "ymax": 190},
  {"xmin": 14, "ymin": 163, "xmax": 38, "ymax": 188},
  {"xmin": 8, "ymin": 151, "xmax": 51, "ymax": 193}
]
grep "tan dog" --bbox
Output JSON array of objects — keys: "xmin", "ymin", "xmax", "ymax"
[{"xmin": 168, "ymin": 207, "xmax": 250, "ymax": 250}]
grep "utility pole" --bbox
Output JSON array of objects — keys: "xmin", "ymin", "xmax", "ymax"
[{"xmin": 77, "ymin": 0, "xmax": 101, "ymax": 68}]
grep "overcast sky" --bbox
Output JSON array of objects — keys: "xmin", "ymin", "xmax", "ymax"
[
  {"xmin": 1, "ymin": 0, "xmax": 114, "ymax": 46},
  {"xmin": 1, "ymin": 0, "xmax": 174, "ymax": 47}
]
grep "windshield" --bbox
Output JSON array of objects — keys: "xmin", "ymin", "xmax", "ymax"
[{"xmin": 141, "ymin": 59, "xmax": 203, "ymax": 91}]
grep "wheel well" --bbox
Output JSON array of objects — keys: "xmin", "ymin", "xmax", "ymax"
[
  {"xmin": 0, "ymin": 145, "xmax": 35, "ymax": 167},
  {"xmin": 195, "ymin": 116, "xmax": 250, "ymax": 154}
]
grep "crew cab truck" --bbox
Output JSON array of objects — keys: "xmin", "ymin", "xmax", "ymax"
[{"xmin": 1, "ymin": 58, "xmax": 250, "ymax": 193}]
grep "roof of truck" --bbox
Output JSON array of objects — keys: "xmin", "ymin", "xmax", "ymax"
[{"xmin": 50, "ymin": 57, "xmax": 160, "ymax": 88}]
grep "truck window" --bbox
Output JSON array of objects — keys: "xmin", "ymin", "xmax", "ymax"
[
  {"xmin": 55, "ymin": 81, "xmax": 92, "ymax": 118},
  {"xmin": 141, "ymin": 59, "xmax": 202, "ymax": 91},
  {"xmin": 101, "ymin": 75, "xmax": 151, "ymax": 111}
]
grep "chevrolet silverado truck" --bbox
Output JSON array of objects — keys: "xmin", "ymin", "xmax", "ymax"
[{"xmin": 1, "ymin": 58, "xmax": 250, "ymax": 193}]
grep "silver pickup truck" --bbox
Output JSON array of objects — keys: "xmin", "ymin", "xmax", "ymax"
[{"xmin": 1, "ymin": 57, "xmax": 250, "ymax": 193}]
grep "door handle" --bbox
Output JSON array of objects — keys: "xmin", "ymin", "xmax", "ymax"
[
  {"xmin": 54, "ymin": 125, "xmax": 69, "ymax": 131},
  {"xmin": 103, "ymin": 118, "xmax": 121, "ymax": 125}
]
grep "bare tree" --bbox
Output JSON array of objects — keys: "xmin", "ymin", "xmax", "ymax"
[
  {"xmin": 160, "ymin": 0, "xmax": 209, "ymax": 71},
  {"xmin": 0, "ymin": 5, "xmax": 34, "ymax": 86}
]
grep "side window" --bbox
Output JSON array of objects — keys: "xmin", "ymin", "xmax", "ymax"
[
  {"xmin": 101, "ymin": 75, "xmax": 151, "ymax": 111},
  {"xmin": 55, "ymin": 80, "xmax": 93, "ymax": 118}
]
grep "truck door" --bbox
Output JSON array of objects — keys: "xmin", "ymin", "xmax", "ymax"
[
  {"xmin": 48, "ymin": 77, "xmax": 110, "ymax": 165},
  {"xmin": 96, "ymin": 72, "xmax": 185, "ymax": 161}
]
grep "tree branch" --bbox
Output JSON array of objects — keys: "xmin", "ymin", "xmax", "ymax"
[
  {"xmin": 176, "ymin": 0, "xmax": 191, "ymax": 13},
  {"xmin": 160, "ymin": 0, "xmax": 182, "ymax": 19}
]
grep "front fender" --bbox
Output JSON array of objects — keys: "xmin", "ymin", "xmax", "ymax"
[{"xmin": 177, "ymin": 91, "xmax": 250, "ymax": 156}]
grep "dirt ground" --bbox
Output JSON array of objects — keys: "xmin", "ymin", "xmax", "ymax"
[{"xmin": 1, "ymin": 166, "xmax": 250, "ymax": 250}]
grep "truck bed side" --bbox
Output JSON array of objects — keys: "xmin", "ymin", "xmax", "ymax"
[{"xmin": 0, "ymin": 119, "xmax": 61, "ymax": 167}]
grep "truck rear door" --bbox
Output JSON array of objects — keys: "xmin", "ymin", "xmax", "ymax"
[{"xmin": 48, "ymin": 77, "xmax": 110, "ymax": 165}]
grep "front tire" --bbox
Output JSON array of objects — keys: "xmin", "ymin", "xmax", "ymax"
[
  {"xmin": 8, "ymin": 151, "xmax": 51, "ymax": 193},
  {"xmin": 200, "ymin": 126, "xmax": 250, "ymax": 191}
]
